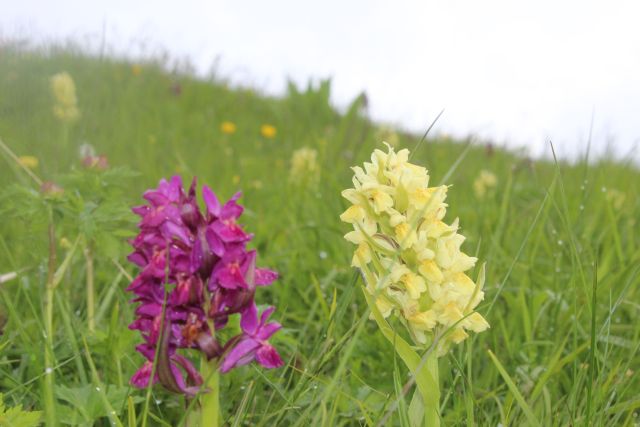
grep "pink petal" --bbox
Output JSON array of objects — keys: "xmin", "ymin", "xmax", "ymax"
[
  {"xmin": 256, "ymin": 344, "xmax": 284, "ymax": 369},
  {"xmin": 255, "ymin": 268, "xmax": 278, "ymax": 286}
]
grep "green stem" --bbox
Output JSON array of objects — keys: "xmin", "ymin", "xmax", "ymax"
[
  {"xmin": 422, "ymin": 351, "xmax": 440, "ymax": 427},
  {"xmin": 44, "ymin": 215, "xmax": 57, "ymax": 426},
  {"xmin": 84, "ymin": 245, "xmax": 95, "ymax": 332},
  {"xmin": 199, "ymin": 357, "xmax": 220, "ymax": 427}
]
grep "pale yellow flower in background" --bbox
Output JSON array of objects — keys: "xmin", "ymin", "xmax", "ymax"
[
  {"xmin": 232, "ymin": 175, "xmax": 241, "ymax": 185},
  {"xmin": 50, "ymin": 72, "xmax": 80, "ymax": 123},
  {"xmin": 260, "ymin": 124, "xmax": 277, "ymax": 139},
  {"xmin": 473, "ymin": 169, "xmax": 498, "ymax": 199},
  {"xmin": 375, "ymin": 125, "xmax": 400, "ymax": 147},
  {"xmin": 220, "ymin": 121, "xmax": 237, "ymax": 135},
  {"xmin": 606, "ymin": 189, "xmax": 626, "ymax": 210},
  {"xmin": 17, "ymin": 156, "xmax": 39, "ymax": 169},
  {"xmin": 289, "ymin": 147, "xmax": 320, "ymax": 186},
  {"xmin": 341, "ymin": 143, "xmax": 489, "ymax": 355},
  {"xmin": 131, "ymin": 64, "xmax": 142, "ymax": 76}
]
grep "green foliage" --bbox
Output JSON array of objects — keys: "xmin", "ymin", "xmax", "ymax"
[
  {"xmin": 0, "ymin": 393, "xmax": 42, "ymax": 427},
  {"xmin": 0, "ymin": 41, "xmax": 639, "ymax": 426}
]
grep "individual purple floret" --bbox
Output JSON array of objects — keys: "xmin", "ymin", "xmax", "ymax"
[{"xmin": 127, "ymin": 176, "xmax": 283, "ymax": 396}]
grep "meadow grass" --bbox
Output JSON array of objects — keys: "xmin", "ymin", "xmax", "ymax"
[{"xmin": 0, "ymin": 42, "xmax": 638, "ymax": 426}]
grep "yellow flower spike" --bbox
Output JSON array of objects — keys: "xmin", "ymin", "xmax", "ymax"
[
  {"xmin": 17, "ymin": 156, "xmax": 39, "ymax": 169},
  {"xmin": 50, "ymin": 72, "xmax": 80, "ymax": 123},
  {"xmin": 473, "ymin": 169, "xmax": 498, "ymax": 199},
  {"xmin": 289, "ymin": 147, "xmax": 320, "ymax": 186},
  {"xmin": 340, "ymin": 143, "xmax": 489, "ymax": 355},
  {"xmin": 260, "ymin": 124, "xmax": 277, "ymax": 139}
]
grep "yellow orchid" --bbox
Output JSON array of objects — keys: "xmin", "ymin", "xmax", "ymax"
[
  {"xmin": 50, "ymin": 72, "xmax": 80, "ymax": 123},
  {"xmin": 473, "ymin": 169, "xmax": 497, "ymax": 199},
  {"xmin": 340, "ymin": 143, "xmax": 489, "ymax": 355},
  {"xmin": 289, "ymin": 147, "xmax": 320, "ymax": 186}
]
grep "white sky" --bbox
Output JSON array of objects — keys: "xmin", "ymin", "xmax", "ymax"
[{"xmin": 2, "ymin": 0, "xmax": 640, "ymax": 160}]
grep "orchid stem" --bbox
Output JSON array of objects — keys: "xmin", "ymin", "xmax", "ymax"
[
  {"xmin": 423, "ymin": 351, "xmax": 440, "ymax": 427},
  {"xmin": 199, "ymin": 357, "xmax": 220, "ymax": 427}
]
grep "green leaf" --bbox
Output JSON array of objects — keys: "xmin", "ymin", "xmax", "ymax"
[
  {"xmin": 487, "ymin": 349, "xmax": 541, "ymax": 427},
  {"xmin": 0, "ymin": 393, "xmax": 42, "ymax": 427}
]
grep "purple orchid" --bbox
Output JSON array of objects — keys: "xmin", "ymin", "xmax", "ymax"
[{"xmin": 127, "ymin": 176, "xmax": 283, "ymax": 396}]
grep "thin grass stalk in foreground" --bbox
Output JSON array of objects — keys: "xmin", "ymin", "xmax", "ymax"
[
  {"xmin": 84, "ymin": 245, "xmax": 95, "ymax": 332},
  {"xmin": 43, "ymin": 211, "xmax": 57, "ymax": 427}
]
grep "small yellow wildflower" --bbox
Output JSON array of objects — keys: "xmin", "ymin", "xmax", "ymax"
[
  {"xmin": 260, "ymin": 124, "xmax": 277, "ymax": 139},
  {"xmin": 50, "ymin": 72, "xmax": 80, "ymax": 123},
  {"xmin": 232, "ymin": 175, "xmax": 241, "ymax": 185},
  {"xmin": 220, "ymin": 121, "xmax": 237, "ymax": 135},
  {"xmin": 473, "ymin": 169, "xmax": 497, "ymax": 199},
  {"xmin": 289, "ymin": 147, "xmax": 320, "ymax": 186},
  {"xmin": 132, "ymin": 64, "xmax": 142, "ymax": 76},
  {"xmin": 17, "ymin": 156, "xmax": 39, "ymax": 169},
  {"xmin": 341, "ymin": 143, "xmax": 489, "ymax": 355}
]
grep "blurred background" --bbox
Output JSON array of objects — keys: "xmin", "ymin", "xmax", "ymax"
[{"xmin": 3, "ymin": 0, "xmax": 639, "ymax": 161}]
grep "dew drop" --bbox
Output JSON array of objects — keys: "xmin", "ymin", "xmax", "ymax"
[{"xmin": 45, "ymin": 367, "xmax": 53, "ymax": 375}]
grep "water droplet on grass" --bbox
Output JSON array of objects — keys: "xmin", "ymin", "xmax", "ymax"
[{"xmin": 45, "ymin": 367, "xmax": 53, "ymax": 375}]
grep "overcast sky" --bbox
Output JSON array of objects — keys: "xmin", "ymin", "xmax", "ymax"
[{"xmin": 2, "ymin": 0, "xmax": 640, "ymax": 160}]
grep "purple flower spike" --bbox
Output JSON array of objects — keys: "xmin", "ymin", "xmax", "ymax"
[{"xmin": 127, "ymin": 176, "xmax": 283, "ymax": 396}]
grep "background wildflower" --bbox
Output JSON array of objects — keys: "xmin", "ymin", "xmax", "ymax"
[
  {"xmin": 473, "ymin": 169, "xmax": 498, "ymax": 199},
  {"xmin": 17, "ymin": 155, "xmax": 39, "ymax": 169},
  {"xmin": 50, "ymin": 72, "xmax": 80, "ymax": 123},
  {"xmin": 289, "ymin": 147, "xmax": 319, "ymax": 187},
  {"xmin": 260, "ymin": 124, "xmax": 277, "ymax": 139},
  {"xmin": 220, "ymin": 121, "xmax": 237, "ymax": 134}
]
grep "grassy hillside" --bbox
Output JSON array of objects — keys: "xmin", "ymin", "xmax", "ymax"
[{"xmin": 0, "ymin": 42, "xmax": 638, "ymax": 426}]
